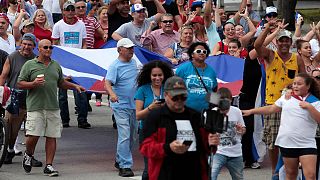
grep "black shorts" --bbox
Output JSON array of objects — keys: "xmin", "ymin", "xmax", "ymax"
[{"xmin": 279, "ymin": 146, "xmax": 317, "ymax": 158}]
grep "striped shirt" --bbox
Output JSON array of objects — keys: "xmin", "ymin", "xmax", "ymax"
[{"xmin": 78, "ymin": 16, "xmax": 101, "ymax": 49}]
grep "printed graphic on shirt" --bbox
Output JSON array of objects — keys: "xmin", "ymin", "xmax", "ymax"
[
  {"xmin": 185, "ymin": 75, "xmax": 214, "ymax": 95},
  {"xmin": 220, "ymin": 121, "xmax": 238, "ymax": 147},
  {"xmin": 64, "ymin": 32, "xmax": 80, "ymax": 44},
  {"xmin": 175, "ymin": 120, "xmax": 197, "ymax": 151}
]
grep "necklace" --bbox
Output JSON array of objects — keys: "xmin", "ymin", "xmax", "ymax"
[
  {"xmin": 150, "ymin": 85, "xmax": 162, "ymax": 100},
  {"xmin": 304, "ymin": 59, "xmax": 316, "ymax": 73}
]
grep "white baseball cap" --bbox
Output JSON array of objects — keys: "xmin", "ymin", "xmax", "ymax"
[
  {"xmin": 117, "ymin": 38, "xmax": 135, "ymax": 48},
  {"xmin": 131, "ymin": 4, "xmax": 146, "ymax": 13},
  {"xmin": 266, "ymin": 6, "xmax": 277, "ymax": 15}
]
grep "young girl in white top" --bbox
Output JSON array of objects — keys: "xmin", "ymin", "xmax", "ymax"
[{"xmin": 243, "ymin": 73, "xmax": 320, "ymax": 180}]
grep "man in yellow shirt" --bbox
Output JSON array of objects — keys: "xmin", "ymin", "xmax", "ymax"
[{"xmin": 254, "ymin": 19, "xmax": 305, "ymax": 174}]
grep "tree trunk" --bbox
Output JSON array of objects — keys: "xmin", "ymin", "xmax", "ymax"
[
  {"xmin": 265, "ymin": 0, "xmax": 274, "ymax": 7},
  {"xmin": 278, "ymin": 0, "xmax": 297, "ymax": 31}
]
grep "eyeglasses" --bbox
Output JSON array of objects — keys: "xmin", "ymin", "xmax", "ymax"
[
  {"xmin": 246, "ymin": 4, "xmax": 252, "ymax": 7},
  {"xmin": 171, "ymin": 95, "xmax": 187, "ymax": 102},
  {"xmin": 266, "ymin": 12, "xmax": 277, "ymax": 18},
  {"xmin": 76, "ymin": 6, "xmax": 86, "ymax": 9},
  {"xmin": 162, "ymin": 20, "xmax": 173, "ymax": 24},
  {"xmin": 313, "ymin": 76, "xmax": 320, "ymax": 80},
  {"xmin": 42, "ymin": 46, "xmax": 54, "ymax": 50},
  {"xmin": 65, "ymin": 7, "xmax": 75, "ymax": 11},
  {"xmin": 193, "ymin": 49, "xmax": 207, "ymax": 54}
]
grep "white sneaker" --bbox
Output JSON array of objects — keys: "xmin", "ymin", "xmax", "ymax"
[{"xmin": 251, "ymin": 162, "xmax": 261, "ymax": 169}]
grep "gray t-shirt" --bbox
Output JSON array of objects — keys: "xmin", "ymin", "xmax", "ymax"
[
  {"xmin": 7, "ymin": 51, "xmax": 36, "ymax": 88},
  {"xmin": 114, "ymin": 16, "xmax": 156, "ymax": 46}
]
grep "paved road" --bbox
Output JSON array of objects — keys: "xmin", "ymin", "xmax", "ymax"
[{"xmin": 0, "ymin": 93, "xmax": 273, "ymax": 180}]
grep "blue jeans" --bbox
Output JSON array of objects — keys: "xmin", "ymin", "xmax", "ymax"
[
  {"xmin": 58, "ymin": 89, "xmax": 88, "ymax": 124},
  {"xmin": 113, "ymin": 108, "xmax": 137, "ymax": 168},
  {"xmin": 211, "ymin": 153, "xmax": 244, "ymax": 180}
]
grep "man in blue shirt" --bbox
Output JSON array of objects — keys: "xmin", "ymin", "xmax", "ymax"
[{"xmin": 105, "ymin": 38, "xmax": 138, "ymax": 177}]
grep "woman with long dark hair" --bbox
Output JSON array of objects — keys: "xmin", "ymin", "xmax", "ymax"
[{"xmin": 135, "ymin": 60, "xmax": 174, "ymax": 180}]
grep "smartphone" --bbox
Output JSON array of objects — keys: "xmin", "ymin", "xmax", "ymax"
[
  {"xmin": 157, "ymin": 99, "xmax": 165, "ymax": 103},
  {"xmin": 183, "ymin": 140, "xmax": 193, "ymax": 146}
]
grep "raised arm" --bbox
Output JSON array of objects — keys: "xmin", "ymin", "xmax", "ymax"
[
  {"xmin": 310, "ymin": 23, "xmax": 320, "ymax": 63},
  {"xmin": 254, "ymin": 20, "xmax": 279, "ymax": 62},
  {"xmin": 231, "ymin": 0, "xmax": 247, "ymax": 24},
  {"xmin": 239, "ymin": 8, "xmax": 256, "ymax": 47},
  {"xmin": 302, "ymin": 21, "xmax": 320, "ymax": 41},
  {"xmin": 13, "ymin": 9, "xmax": 28, "ymax": 43},
  {"xmin": 294, "ymin": 16, "xmax": 304, "ymax": 38},
  {"xmin": 203, "ymin": 0, "xmax": 212, "ymax": 29},
  {"xmin": 153, "ymin": 0, "xmax": 166, "ymax": 22},
  {"xmin": 108, "ymin": 0, "xmax": 122, "ymax": 15}
]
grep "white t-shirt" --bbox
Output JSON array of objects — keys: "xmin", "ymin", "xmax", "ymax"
[
  {"xmin": 43, "ymin": 0, "xmax": 62, "ymax": 14},
  {"xmin": 275, "ymin": 95, "xmax": 320, "ymax": 148},
  {"xmin": 216, "ymin": 106, "xmax": 245, "ymax": 157},
  {"xmin": 52, "ymin": 19, "xmax": 87, "ymax": 49},
  {"xmin": 310, "ymin": 39, "xmax": 319, "ymax": 59},
  {"xmin": 0, "ymin": 34, "xmax": 16, "ymax": 54}
]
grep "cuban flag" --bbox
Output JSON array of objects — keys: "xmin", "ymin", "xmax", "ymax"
[{"xmin": 43, "ymin": 40, "xmax": 244, "ymax": 96}]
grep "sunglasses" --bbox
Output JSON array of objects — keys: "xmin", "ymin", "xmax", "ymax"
[
  {"xmin": 171, "ymin": 95, "xmax": 187, "ymax": 102},
  {"xmin": 10, "ymin": 2, "xmax": 18, "ymax": 5},
  {"xmin": 76, "ymin": 6, "xmax": 86, "ymax": 9},
  {"xmin": 42, "ymin": 46, "xmax": 54, "ymax": 50},
  {"xmin": 246, "ymin": 4, "xmax": 252, "ymax": 7},
  {"xmin": 162, "ymin": 20, "xmax": 173, "ymax": 24},
  {"xmin": 193, "ymin": 49, "xmax": 207, "ymax": 54},
  {"xmin": 314, "ymin": 76, "xmax": 320, "ymax": 80},
  {"xmin": 266, "ymin": 12, "xmax": 277, "ymax": 18},
  {"xmin": 65, "ymin": 7, "xmax": 75, "ymax": 11}
]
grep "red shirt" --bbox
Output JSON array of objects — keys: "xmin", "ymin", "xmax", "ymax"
[
  {"xmin": 94, "ymin": 26, "xmax": 107, "ymax": 49},
  {"xmin": 218, "ymin": 41, "xmax": 248, "ymax": 59},
  {"xmin": 34, "ymin": 24, "xmax": 52, "ymax": 41}
]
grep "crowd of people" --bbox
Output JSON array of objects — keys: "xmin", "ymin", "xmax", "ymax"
[{"xmin": 0, "ymin": 0, "xmax": 320, "ymax": 179}]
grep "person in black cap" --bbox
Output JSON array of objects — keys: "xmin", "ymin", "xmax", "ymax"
[{"xmin": 140, "ymin": 76, "xmax": 220, "ymax": 180}]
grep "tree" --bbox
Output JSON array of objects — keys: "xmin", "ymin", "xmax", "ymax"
[{"xmin": 278, "ymin": 0, "xmax": 297, "ymax": 31}]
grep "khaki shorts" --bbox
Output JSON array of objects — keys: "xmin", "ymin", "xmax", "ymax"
[
  {"xmin": 25, "ymin": 110, "xmax": 62, "ymax": 138},
  {"xmin": 263, "ymin": 111, "xmax": 281, "ymax": 150}
]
